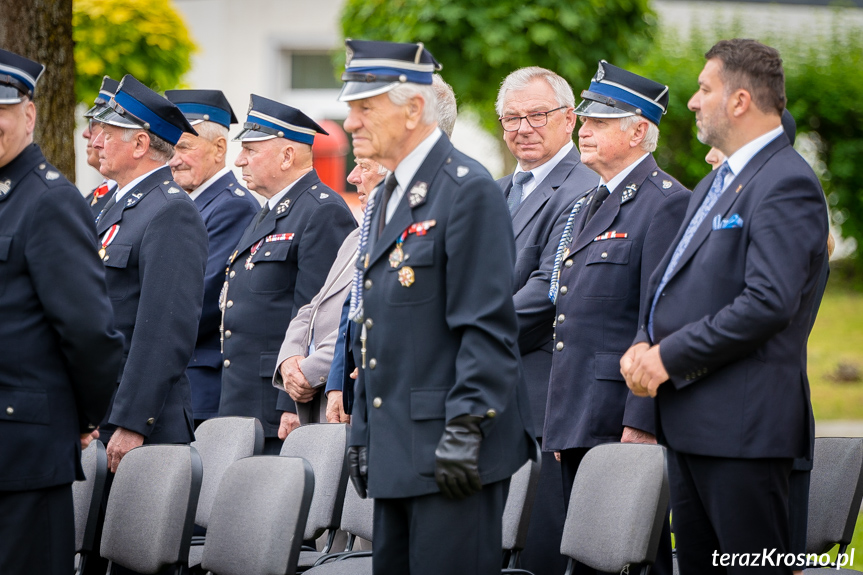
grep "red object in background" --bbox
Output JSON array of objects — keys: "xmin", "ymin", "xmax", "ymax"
[{"xmin": 312, "ymin": 120, "xmax": 349, "ymax": 194}]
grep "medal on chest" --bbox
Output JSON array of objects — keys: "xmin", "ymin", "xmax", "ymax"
[
  {"xmin": 245, "ymin": 239, "xmax": 263, "ymax": 270},
  {"xmin": 99, "ymin": 224, "xmax": 120, "ymax": 260}
]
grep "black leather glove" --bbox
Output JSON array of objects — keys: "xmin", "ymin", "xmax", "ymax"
[
  {"xmin": 348, "ymin": 445, "xmax": 368, "ymax": 499},
  {"xmin": 434, "ymin": 414, "xmax": 483, "ymax": 500}
]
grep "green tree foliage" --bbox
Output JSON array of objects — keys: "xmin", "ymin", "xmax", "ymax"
[
  {"xmin": 340, "ymin": 0, "xmax": 657, "ymax": 134},
  {"xmin": 632, "ymin": 14, "xmax": 863, "ymax": 267},
  {"xmin": 73, "ymin": 0, "xmax": 196, "ymax": 105}
]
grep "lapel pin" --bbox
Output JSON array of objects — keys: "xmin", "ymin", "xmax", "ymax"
[
  {"xmin": 46, "ymin": 170, "xmax": 60, "ymax": 181},
  {"xmin": 409, "ymin": 182, "xmax": 428, "ymax": 208},
  {"xmin": 457, "ymin": 166, "xmax": 469, "ymax": 178}
]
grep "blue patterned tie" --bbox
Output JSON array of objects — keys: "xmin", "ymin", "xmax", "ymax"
[
  {"xmin": 508, "ymin": 171, "xmax": 533, "ymax": 214},
  {"xmin": 648, "ymin": 161, "xmax": 732, "ymax": 339},
  {"xmin": 349, "ymin": 186, "xmax": 379, "ymax": 322},
  {"xmin": 548, "ymin": 194, "xmax": 589, "ymax": 304}
]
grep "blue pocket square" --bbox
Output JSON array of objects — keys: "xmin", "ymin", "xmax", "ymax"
[{"xmin": 712, "ymin": 213, "xmax": 743, "ymax": 230}]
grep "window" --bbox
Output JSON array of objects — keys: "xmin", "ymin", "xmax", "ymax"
[{"xmin": 281, "ymin": 51, "xmax": 340, "ymax": 91}]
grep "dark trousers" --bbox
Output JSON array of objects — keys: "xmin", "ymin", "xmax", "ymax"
[
  {"xmin": 560, "ymin": 447, "xmax": 673, "ymax": 575},
  {"xmin": 0, "ymin": 484, "xmax": 74, "ymax": 575},
  {"xmin": 519, "ymin": 444, "xmax": 569, "ymax": 575},
  {"xmin": 372, "ymin": 479, "xmax": 508, "ymax": 575},
  {"xmin": 263, "ymin": 436, "xmax": 284, "ymax": 455},
  {"xmin": 668, "ymin": 448, "xmax": 793, "ymax": 575},
  {"xmin": 787, "ymin": 469, "xmax": 810, "ymax": 557}
]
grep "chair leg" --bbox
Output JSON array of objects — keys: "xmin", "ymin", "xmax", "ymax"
[
  {"xmin": 320, "ymin": 529, "xmax": 337, "ymax": 554},
  {"xmin": 639, "ymin": 564, "xmax": 652, "ymax": 575},
  {"xmin": 563, "ymin": 558, "xmax": 574, "ymax": 575},
  {"xmin": 507, "ymin": 550, "xmax": 521, "ymax": 569}
]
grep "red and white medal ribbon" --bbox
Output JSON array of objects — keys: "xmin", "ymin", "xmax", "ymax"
[{"xmin": 99, "ymin": 224, "xmax": 120, "ymax": 259}]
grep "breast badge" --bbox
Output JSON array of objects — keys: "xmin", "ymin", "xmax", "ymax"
[{"xmin": 397, "ymin": 266, "xmax": 415, "ymax": 287}]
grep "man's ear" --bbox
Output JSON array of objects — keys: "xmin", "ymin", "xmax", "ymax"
[
  {"xmin": 629, "ymin": 119, "xmax": 648, "ymax": 149},
  {"xmin": 132, "ymin": 131, "xmax": 151, "ymax": 160},
  {"xmin": 212, "ymin": 136, "xmax": 228, "ymax": 163},
  {"xmin": 23, "ymin": 100, "xmax": 36, "ymax": 136},
  {"xmin": 404, "ymin": 95, "xmax": 424, "ymax": 131},
  {"xmin": 280, "ymin": 142, "xmax": 295, "ymax": 170},
  {"xmin": 729, "ymin": 89, "xmax": 752, "ymax": 118}
]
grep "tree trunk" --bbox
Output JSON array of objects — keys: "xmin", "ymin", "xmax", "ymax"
[{"xmin": 0, "ymin": 0, "xmax": 76, "ymax": 181}]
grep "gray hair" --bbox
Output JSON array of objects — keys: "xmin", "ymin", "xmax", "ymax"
[
  {"xmin": 618, "ymin": 115, "xmax": 659, "ymax": 153},
  {"xmin": 388, "ymin": 83, "xmax": 438, "ymax": 126},
  {"xmin": 496, "ymin": 67, "xmax": 575, "ymax": 117},
  {"xmin": 122, "ymin": 128, "xmax": 174, "ymax": 163},
  {"xmin": 432, "ymin": 74, "xmax": 457, "ymax": 137},
  {"xmin": 194, "ymin": 121, "xmax": 229, "ymax": 143}
]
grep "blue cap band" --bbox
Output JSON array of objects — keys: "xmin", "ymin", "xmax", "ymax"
[
  {"xmin": 114, "ymin": 90, "xmax": 183, "ymax": 144},
  {"xmin": 249, "ymin": 115, "xmax": 315, "ymax": 144},
  {"xmin": 348, "ymin": 66, "xmax": 432, "ymax": 85},
  {"xmin": 175, "ymin": 102, "xmax": 231, "ymax": 128},
  {"xmin": 587, "ymin": 81, "xmax": 664, "ymax": 125}
]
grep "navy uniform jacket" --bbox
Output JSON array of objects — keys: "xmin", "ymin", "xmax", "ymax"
[
  {"xmin": 349, "ymin": 135, "xmax": 536, "ymax": 499},
  {"xmin": 96, "ymin": 165, "xmax": 208, "ymax": 444},
  {"xmin": 219, "ymin": 169, "xmax": 356, "ymax": 437},
  {"xmin": 496, "ymin": 147, "xmax": 598, "ymax": 433},
  {"xmin": 636, "ymin": 134, "xmax": 828, "ymax": 459},
  {"xmin": 0, "ymin": 144, "xmax": 123, "ymax": 491},
  {"xmin": 544, "ymin": 155, "xmax": 689, "ymax": 451},
  {"xmin": 187, "ymin": 170, "xmax": 258, "ymax": 420}
]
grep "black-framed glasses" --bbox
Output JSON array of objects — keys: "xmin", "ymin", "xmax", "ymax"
[{"xmin": 499, "ymin": 106, "xmax": 568, "ymax": 132}]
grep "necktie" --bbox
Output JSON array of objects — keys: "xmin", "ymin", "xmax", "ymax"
[
  {"xmin": 583, "ymin": 184, "xmax": 610, "ymax": 224},
  {"xmin": 378, "ymin": 173, "xmax": 398, "ymax": 235},
  {"xmin": 253, "ymin": 203, "xmax": 271, "ymax": 230},
  {"xmin": 508, "ymin": 171, "xmax": 533, "ymax": 214},
  {"xmin": 95, "ymin": 192, "xmax": 118, "ymax": 225},
  {"xmin": 648, "ymin": 161, "xmax": 732, "ymax": 339}
]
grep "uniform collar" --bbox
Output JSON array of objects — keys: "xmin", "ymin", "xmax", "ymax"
[
  {"xmin": 114, "ymin": 164, "xmax": 167, "ymax": 202},
  {"xmin": 600, "ymin": 152, "xmax": 649, "ymax": 194},
  {"xmin": 189, "ymin": 166, "xmax": 231, "ymax": 201}
]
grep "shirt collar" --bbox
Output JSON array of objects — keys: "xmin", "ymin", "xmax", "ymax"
[
  {"xmin": 725, "ymin": 125, "xmax": 784, "ymax": 178},
  {"xmin": 393, "ymin": 128, "xmax": 443, "ymax": 192},
  {"xmin": 114, "ymin": 165, "xmax": 166, "ymax": 202},
  {"xmin": 601, "ymin": 153, "xmax": 649, "ymax": 193},
  {"xmin": 189, "ymin": 166, "xmax": 231, "ymax": 201},
  {"xmin": 515, "ymin": 140, "xmax": 573, "ymax": 186},
  {"xmin": 267, "ymin": 175, "xmax": 303, "ymax": 209}
]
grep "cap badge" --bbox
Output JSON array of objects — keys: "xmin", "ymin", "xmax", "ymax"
[
  {"xmin": 45, "ymin": 170, "xmax": 60, "ymax": 181},
  {"xmin": 594, "ymin": 62, "xmax": 605, "ymax": 82},
  {"xmin": 408, "ymin": 181, "xmax": 428, "ymax": 208},
  {"xmin": 345, "ymin": 44, "xmax": 354, "ymax": 66}
]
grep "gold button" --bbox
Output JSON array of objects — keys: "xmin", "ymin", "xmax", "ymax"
[
  {"xmin": 227, "ymin": 300, "xmax": 233, "ymax": 308},
  {"xmin": 556, "ymin": 342, "xmax": 564, "ymax": 351},
  {"xmin": 369, "ymin": 358, "xmax": 377, "ymax": 369},
  {"xmin": 364, "ymin": 279, "xmax": 373, "ymax": 290},
  {"xmin": 230, "ymin": 270, "xmax": 236, "ymax": 278},
  {"xmin": 559, "ymin": 286, "xmax": 568, "ymax": 295},
  {"xmin": 224, "ymin": 359, "xmax": 231, "ymax": 367},
  {"xmin": 224, "ymin": 330, "xmax": 232, "ymax": 338},
  {"xmin": 364, "ymin": 318, "xmax": 373, "ymax": 329},
  {"xmin": 486, "ymin": 409, "xmax": 496, "ymax": 418},
  {"xmin": 564, "ymin": 259, "xmax": 573, "ymax": 268},
  {"xmin": 5, "ymin": 406, "xmax": 13, "ymax": 415},
  {"xmin": 372, "ymin": 397, "xmax": 382, "ymax": 408},
  {"xmin": 558, "ymin": 314, "xmax": 565, "ymax": 323},
  {"xmin": 147, "ymin": 418, "xmax": 155, "ymax": 425},
  {"xmin": 264, "ymin": 251, "xmax": 271, "ymax": 257},
  {"xmin": 601, "ymin": 252, "xmax": 608, "ymax": 259}
]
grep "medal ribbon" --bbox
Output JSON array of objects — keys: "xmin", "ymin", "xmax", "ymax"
[
  {"xmin": 396, "ymin": 219, "xmax": 436, "ymax": 248},
  {"xmin": 265, "ymin": 233, "xmax": 294, "ymax": 242},
  {"xmin": 100, "ymin": 224, "xmax": 120, "ymax": 251}
]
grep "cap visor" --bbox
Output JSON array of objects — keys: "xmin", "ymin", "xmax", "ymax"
[
  {"xmin": 338, "ymin": 81, "xmax": 400, "ymax": 102},
  {"xmin": 574, "ymin": 99, "xmax": 634, "ymax": 119},
  {"xmin": 84, "ymin": 103, "xmax": 108, "ymax": 119},
  {"xmin": 93, "ymin": 107, "xmax": 145, "ymax": 129},
  {"xmin": 232, "ymin": 127, "xmax": 276, "ymax": 142},
  {"xmin": 0, "ymin": 85, "xmax": 24, "ymax": 105}
]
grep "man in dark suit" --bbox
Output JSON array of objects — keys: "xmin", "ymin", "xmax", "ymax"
[
  {"xmin": 623, "ymin": 39, "xmax": 829, "ymax": 574},
  {"xmin": 218, "ymin": 95, "xmax": 355, "ymax": 454},
  {"xmin": 545, "ymin": 61, "xmax": 689, "ymax": 575},
  {"xmin": 0, "ymin": 49, "xmax": 123, "ymax": 575},
  {"xmin": 165, "ymin": 89, "xmax": 259, "ymax": 426},
  {"xmin": 82, "ymin": 76, "xmax": 119, "ymax": 215},
  {"xmin": 340, "ymin": 39, "xmax": 535, "ymax": 575},
  {"xmin": 495, "ymin": 66, "xmax": 598, "ymax": 575}
]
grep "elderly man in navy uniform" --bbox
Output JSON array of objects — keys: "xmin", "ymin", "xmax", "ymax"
[
  {"xmin": 544, "ymin": 62, "xmax": 689, "ymax": 575},
  {"xmin": 340, "ymin": 39, "xmax": 535, "ymax": 575},
  {"xmin": 219, "ymin": 95, "xmax": 355, "ymax": 454},
  {"xmin": 0, "ymin": 49, "xmax": 123, "ymax": 575},
  {"xmin": 165, "ymin": 89, "xmax": 258, "ymax": 426},
  {"xmin": 494, "ymin": 66, "xmax": 598, "ymax": 575},
  {"xmin": 82, "ymin": 76, "xmax": 119, "ymax": 215}
]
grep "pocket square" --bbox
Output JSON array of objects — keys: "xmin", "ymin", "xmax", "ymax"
[{"xmin": 712, "ymin": 213, "xmax": 743, "ymax": 230}]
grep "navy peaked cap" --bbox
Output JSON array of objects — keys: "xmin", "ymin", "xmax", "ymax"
[
  {"xmin": 575, "ymin": 61, "xmax": 669, "ymax": 126},
  {"xmin": 94, "ymin": 74, "xmax": 197, "ymax": 144},
  {"xmin": 234, "ymin": 94, "xmax": 328, "ymax": 144},
  {"xmin": 165, "ymin": 89, "xmax": 238, "ymax": 128},
  {"xmin": 338, "ymin": 39, "xmax": 442, "ymax": 102},
  {"xmin": 84, "ymin": 76, "xmax": 119, "ymax": 119},
  {"xmin": 0, "ymin": 48, "xmax": 45, "ymax": 104}
]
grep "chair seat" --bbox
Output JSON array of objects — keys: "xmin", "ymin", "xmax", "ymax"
[
  {"xmin": 304, "ymin": 555, "xmax": 373, "ymax": 574},
  {"xmin": 188, "ymin": 544, "xmax": 203, "ymax": 568},
  {"xmin": 298, "ymin": 549, "xmax": 323, "ymax": 568}
]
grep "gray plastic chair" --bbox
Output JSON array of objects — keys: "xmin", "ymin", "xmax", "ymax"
[
  {"xmin": 73, "ymin": 440, "xmax": 108, "ymax": 575},
  {"xmin": 502, "ymin": 452, "xmax": 542, "ymax": 571},
  {"xmin": 561, "ymin": 443, "xmax": 669, "ymax": 575},
  {"xmin": 803, "ymin": 437, "xmax": 863, "ymax": 573},
  {"xmin": 100, "ymin": 444, "xmax": 203, "ymax": 575},
  {"xmin": 279, "ymin": 423, "xmax": 350, "ymax": 568},
  {"xmin": 200, "ymin": 456, "xmax": 315, "ymax": 575},
  {"xmin": 188, "ymin": 416, "xmax": 264, "ymax": 568},
  {"xmin": 306, "ymin": 479, "xmax": 376, "ymax": 571}
]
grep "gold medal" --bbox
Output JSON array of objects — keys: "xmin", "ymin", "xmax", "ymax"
[
  {"xmin": 98, "ymin": 248, "xmax": 106, "ymax": 259},
  {"xmin": 398, "ymin": 266, "xmax": 415, "ymax": 287},
  {"xmin": 389, "ymin": 246, "xmax": 404, "ymax": 268}
]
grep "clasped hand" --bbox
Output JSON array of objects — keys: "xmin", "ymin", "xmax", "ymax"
[{"xmin": 620, "ymin": 342, "xmax": 669, "ymax": 398}]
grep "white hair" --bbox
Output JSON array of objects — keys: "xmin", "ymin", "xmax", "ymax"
[
  {"xmin": 496, "ymin": 67, "xmax": 575, "ymax": 117},
  {"xmin": 388, "ymin": 83, "xmax": 438, "ymax": 126},
  {"xmin": 618, "ymin": 115, "xmax": 659, "ymax": 153},
  {"xmin": 194, "ymin": 120, "xmax": 229, "ymax": 143},
  {"xmin": 432, "ymin": 74, "xmax": 457, "ymax": 137},
  {"xmin": 122, "ymin": 127, "xmax": 174, "ymax": 162}
]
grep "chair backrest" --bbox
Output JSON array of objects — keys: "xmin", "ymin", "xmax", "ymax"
[
  {"xmin": 806, "ymin": 437, "xmax": 863, "ymax": 553},
  {"xmin": 100, "ymin": 445, "xmax": 203, "ymax": 574},
  {"xmin": 561, "ymin": 443, "xmax": 669, "ymax": 573},
  {"xmin": 339, "ymin": 480, "xmax": 375, "ymax": 543},
  {"xmin": 280, "ymin": 423, "xmax": 350, "ymax": 540},
  {"xmin": 73, "ymin": 440, "xmax": 108, "ymax": 553},
  {"xmin": 192, "ymin": 416, "xmax": 264, "ymax": 527},
  {"xmin": 201, "ymin": 456, "xmax": 315, "ymax": 575},
  {"xmin": 502, "ymin": 452, "xmax": 542, "ymax": 552}
]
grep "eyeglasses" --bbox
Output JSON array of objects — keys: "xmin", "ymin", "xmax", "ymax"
[{"xmin": 499, "ymin": 106, "xmax": 568, "ymax": 132}]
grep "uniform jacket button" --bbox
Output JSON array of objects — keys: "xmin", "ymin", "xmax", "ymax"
[
  {"xmin": 224, "ymin": 330, "xmax": 232, "ymax": 338},
  {"xmin": 564, "ymin": 259, "xmax": 573, "ymax": 268},
  {"xmin": 364, "ymin": 279, "xmax": 373, "ymax": 290},
  {"xmin": 226, "ymin": 300, "xmax": 233, "ymax": 308},
  {"xmin": 372, "ymin": 397, "xmax": 382, "ymax": 408},
  {"xmin": 264, "ymin": 251, "xmax": 271, "ymax": 257},
  {"xmin": 224, "ymin": 359, "xmax": 231, "ymax": 367},
  {"xmin": 559, "ymin": 286, "xmax": 568, "ymax": 295},
  {"xmin": 556, "ymin": 342, "xmax": 564, "ymax": 351},
  {"xmin": 364, "ymin": 318, "xmax": 373, "ymax": 329},
  {"xmin": 486, "ymin": 409, "xmax": 496, "ymax": 418},
  {"xmin": 146, "ymin": 417, "xmax": 155, "ymax": 425},
  {"xmin": 230, "ymin": 270, "xmax": 236, "ymax": 278},
  {"xmin": 557, "ymin": 314, "xmax": 565, "ymax": 323},
  {"xmin": 5, "ymin": 406, "xmax": 13, "ymax": 415},
  {"xmin": 369, "ymin": 358, "xmax": 377, "ymax": 369},
  {"xmin": 319, "ymin": 376, "xmax": 326, "ymax": 383},
  {"xmin": 601, "ymin": 252, "xmax": 608, "ymax": 259}
]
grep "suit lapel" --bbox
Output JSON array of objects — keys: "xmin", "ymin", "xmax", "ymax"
[
  {"xmin": 193, "ymin": 171, "xmax": 235, "ymax": 211},
  {"xmin": 96, "ymin": 166, "xmax": 171, "ymax": 234}
]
